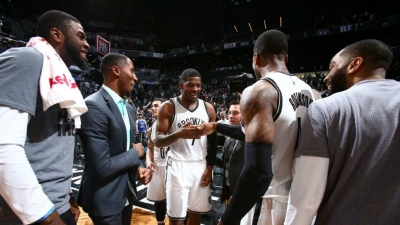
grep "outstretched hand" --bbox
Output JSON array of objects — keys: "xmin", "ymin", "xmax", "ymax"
[
  {"xmin": 196, "ymin": 122, "xmax": 217, "ymax": 136},
  {"xmin": 179, "ymin": 121, "xmax": 203, "ymax": 139}
]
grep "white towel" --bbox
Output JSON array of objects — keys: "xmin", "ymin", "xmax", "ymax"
[{"xmin": 26, "ymin": 37, "xmax": 87, "ymax": 128}]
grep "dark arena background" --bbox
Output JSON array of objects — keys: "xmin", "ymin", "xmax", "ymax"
[{"xmin": 0, "ymin": 0, "xmax": 399, "ymax": 224}]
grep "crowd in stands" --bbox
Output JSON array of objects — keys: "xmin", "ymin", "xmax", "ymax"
[
  {"xmin": 301, "ymin": 73, "xmax": 328, "ymax": 92},
  {"xmin": 291, "ymin": 5, "xmax": 383, "ymax": 33},
  {"xmin": 83, "ymin": 4, "xmax": 393, "ymax": 55},
  {"xmin": 85, "ymin": 32, "xmax": 154, "ymax": 52},
  {"xmin": 79, "ymin": 1, "xmax": 398, "ymax": 123},
  {"xmin": 77, "ymin": 49, "xmax": 399, "ymax": 117},
  {"xmin": 78, "ymin": 51, "xmax": 399, "ymax": 124},
  {"xmin": 78, "ymin": 81, "xmax": 100, "ymax": 98}
]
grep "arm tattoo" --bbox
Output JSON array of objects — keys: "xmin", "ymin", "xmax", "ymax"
[{"xmin": 241, "ymin": 81, "xmax": 277, "ymax": 144}]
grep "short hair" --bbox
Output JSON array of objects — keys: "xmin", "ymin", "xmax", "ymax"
[
  {"xmin": 339, "ymin": 39, "xmax": 393, "ymax": 70},
  {"xmin": 153, "ymin": 98, "xmax": 166, "ymax": 103},
  {"xmin": 100, "ymin": 53, "xmax": 130, "ymax": 74},
  {"xmin": 230, "ymin": 100, "xmax": 240, "ymax": 105},
  {"xmin": 36, "ymin": 10, "xmax": 80, "ymax": 39},
  {"xmin": 253, "ymin": 29, "xmax": 288, "ymax": 59},
  {"xmin": 180, "ymin": 68, "xmax": 201, "ymax": 82}
]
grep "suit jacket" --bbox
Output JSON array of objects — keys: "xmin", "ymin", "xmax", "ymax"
[
  {"xmin": 78, "ymin": 87, "xmax": 142, "ymax": 216},
  {"xmin": 216, "ymin": 137, "xmax": 245, "ymax": 203}
]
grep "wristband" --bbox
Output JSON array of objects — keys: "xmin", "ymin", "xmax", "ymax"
[{"xmin": 37, "ymin": 206, "xmax": 55, "ymax": 223}]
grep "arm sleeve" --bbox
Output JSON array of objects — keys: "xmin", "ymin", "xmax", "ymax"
[
  {"xmin": 284, "ymin": 156, "xmax": 329, "ymax": 225},
  {"xmin": 216, "ymin": 123, "xmax": 245, "ymax": 141},
  {"xmin": 80, "ymin": 101, "xmax": 142, "ymax": 180},
  {"xmin": 221, "ymin": 143, "xmax": 273, "ymax": 224},
  {"xmin": 205, "ymin": 131, "xmax": 218, "ymax": 166},
  {"xmin": 0, "ymin": 105, "xmax": 54, "ymax": 224}
]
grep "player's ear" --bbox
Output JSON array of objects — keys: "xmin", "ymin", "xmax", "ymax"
[
  {"xmin": 49, "ymin": 27, "xmax": 64, "ymax": 44},
  {"xmin": 253, "ymin": 53, "xmax": 260, "ymax": 66},
  {"xmin": 111, "ymin": 65, "xmax": 120, "ymax": 77},
  {"xmin": 347, "ymin": 57, "xmax": 363, "ymax": 75}
]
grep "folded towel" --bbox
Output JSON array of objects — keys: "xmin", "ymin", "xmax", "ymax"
[{"xmin": 26, "ymin": 37, "xmax": 87, "ymax": 128}]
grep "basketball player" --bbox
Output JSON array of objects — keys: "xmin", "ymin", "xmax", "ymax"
[
  {"xmin": 285, "ymin": 39, "xmax": 399, "ymax": 225},
  {"xmin": 155, "ymin": 69, "xmax": 218, "ymax": 225},
  {"xmin": 199, "ymin": 30, "xmax": 315, "ymax": 224},
  {"xmin": 146, "ymin": 98, "xmax": 168, "ymax": 224}
]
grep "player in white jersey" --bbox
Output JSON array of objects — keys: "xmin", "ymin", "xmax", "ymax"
[
  {"xmin": 146, "ymin": 98, "xmax": 168, "ymax": 224},
  {"xmin": 155, "ymin": 69, "xmax": 218, "ymax": 225},
  {"xmin": 198, "ymin": 30, "xmax": 314, "ymax": 225},
  {"xmin": 241, "ymin": 71, "xmax": 314, "ymax": 225}
]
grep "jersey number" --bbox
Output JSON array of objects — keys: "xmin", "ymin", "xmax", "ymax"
[
  {"xmin": 160, "ymin": 148, "xmax": 166, "ymax": 159},
  {"xmin": 160, "ymin": 147, "xmax": 170, "ymax": 159}
]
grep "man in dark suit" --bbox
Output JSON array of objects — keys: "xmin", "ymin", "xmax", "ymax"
[
  {"xmin": 78, "ymin": 53, "xmax": 152, "ymax": 225},
  {"xmin": 215, "ymin": 101, "xmax": 244, "ymax": 206}
]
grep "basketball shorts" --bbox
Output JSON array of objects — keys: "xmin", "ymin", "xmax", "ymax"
[
  {"xmin": 244, "ymin": 198, "xmax": 287, "ymax": 225},
  {"xmin": 146, "ymin": 165, "xmax": 166, "ymax": 202},
  {"xmin": 166, "ymin": 157, "xmax": 212, "ymax": 220}
]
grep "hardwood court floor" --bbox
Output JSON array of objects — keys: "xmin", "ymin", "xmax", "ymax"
[
  {"xmin": 72, "ymin": 158, "xmax": 226, "ymax": 225},
  {"xmin": 77, "ymin": 207, "xmax": 170, "ymax": 225}
]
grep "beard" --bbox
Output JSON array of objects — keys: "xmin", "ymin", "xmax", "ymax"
[
  {"xmin": 329, "ymin": 67, "xmax": 347, "ymax": 95},
  {"xmin": 64, "ymin": 36, "xmax": 88, "ymax": 71}
]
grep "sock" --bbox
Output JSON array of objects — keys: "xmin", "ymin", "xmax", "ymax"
[{"xmin": 155, "ymin": 201, "xmax": 167, "ymax": 222}]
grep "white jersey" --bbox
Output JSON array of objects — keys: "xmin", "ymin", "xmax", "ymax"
[
  {"xmin": 245, "ymin": 72, "xmax": 314, "ymax": 202},
  {"xmin": 168, "ymin": 97, "xmax": 209, "ymax": 161},
  {"xmin": 263, "ymin": 72, "xmax": 314, "ymax": 201},
  {"xmin": 150, "ymin": 121, "xmax": 168, "ymax": 167}
]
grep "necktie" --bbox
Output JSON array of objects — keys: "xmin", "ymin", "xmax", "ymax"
[
  {"xmin": 118, "ymin": 99, "xmax": 130, "ymax": 151},
  {"xmin": 225, "ymin": 138, "xmax": 238, "ymax": 186},
  {"xmin": 119, "ymin": 99, "xmax": 137, "ymax": 200}
]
